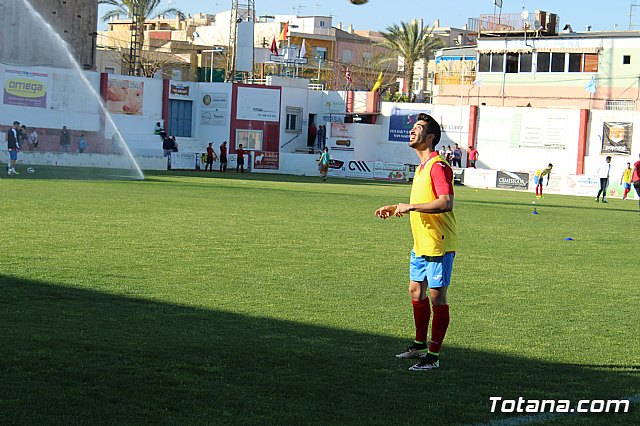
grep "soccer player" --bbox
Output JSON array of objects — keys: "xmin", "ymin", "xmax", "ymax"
[
  {"xmin": 596, "ymin": 156, "xmax": 612, "ymax": 203},
  {"xmin": 205, "ymin": 142, "xmax": 217, "ymax": 172},
  {"xmin": 236, "ymin": 143, "xmax": 246, "ymax": 173},
  {"xmin": 375, "ymin": 113, "xmax": 458, "ymax": 371},
  {"xmin": 632, "ymin": 154, "xmax": 640, "ymax": 209},
  {"xmin": 7, "ymin": 121, "xmax": 20, "ymax": 176},
  {"xmin": 318, "ymin": 147, "xmax": 330, "ymax": 181},
  {"xmin": 620, "ymin": 162, "xmax": 633, "ymax": 200},
  {"xmin": 534, "ymin": 163, "xmax": 553, "ymax": 198},
  {"xmin": 219, "ymin": 141, "xmax": 228, "ymax": 172}
]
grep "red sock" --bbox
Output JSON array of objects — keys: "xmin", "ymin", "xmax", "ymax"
[
  {"xmin": 623, "ymin": 188, "xmax": 630, "ymax": 199},
  {"xmin": 429, "ymin": 304, "xmax": 450, "ymax": 353},
  {"xmin": 412, "ymin": 298, "xmax": 431, "ymax": 344}
]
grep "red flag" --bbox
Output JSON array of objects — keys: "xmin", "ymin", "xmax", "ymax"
[
  {"xmin": 346, "ymin": 67, "xmax": 352, "ymax": 84},
  {"xmin": 270, "ymin": 37, "xmax": 279, "ymax": 56}
]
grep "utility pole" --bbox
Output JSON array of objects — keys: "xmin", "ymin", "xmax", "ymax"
[
  {"xmin": 227, "ymin": 0, "xmax": 255, "ymax": 82},
  {"xmin": 128, "ymin": 1, "xmax": 143, "ymax": 76}
]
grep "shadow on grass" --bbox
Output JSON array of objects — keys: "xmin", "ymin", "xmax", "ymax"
[
  {"xmin": 143, "ymin": 170, "xmax": 409, "ymax": 187},
  {"xmin": 1, "ymin": 276, "xmax": 637, "ymax": 425},
  {"xmin": 459, "ymin": 198, "xmax": 639, "ymax": 214}
]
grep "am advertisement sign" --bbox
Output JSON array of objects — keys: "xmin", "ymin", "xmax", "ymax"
[
  {"xmin": 496, "ymin": 171, "xmax": 529, "ymax": 190},
  {"xmin": 388, "ymin": 108, "xmax": 430, "ymax": 142}
]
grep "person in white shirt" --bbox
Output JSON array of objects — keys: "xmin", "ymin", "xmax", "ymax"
[{"xmin": 596, "ymin": 156, "xmax": 612, "ymax": 203}]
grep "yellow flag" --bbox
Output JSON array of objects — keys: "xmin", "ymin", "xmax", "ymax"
[{"xmin": 372, "ymin": 71, "xmax": 383, "ymax": 92}]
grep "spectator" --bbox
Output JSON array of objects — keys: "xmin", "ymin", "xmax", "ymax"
[
  {"xmin": 78, "ymin": 133, "xmax": 87, "ymax": 153},
  {"xmin": 154, "ymin": 122, "xmax": 163, "ymax": 135},
  {"xmin": 236, "ymin": 143, "xmax": 246, "ymax": 173},
  {"xmin": 29, "ymin": 128, "xmax": 38, "ymax": 151},
  {"xmin": 467, "ymin": 146, "xmax": 479, "ymax": 168},
  {"xmin": 308, "ymin": 122, "xmax": 317, "ymax": 150},
  {"xmin": 205, "ymin": 142, "xmax": 217, "ymax": 172},
  {"xmin": 317, "ymin": 124, "xmax": 326, "ymax": 150},
  {"xmin": 596, "ymin": 156, "xmax": 612, "ymax": 203},
  {"xmin": 171, "ymin": 136, "xmax": 178, "ymax": 152},
  {"xmin": 452, "ymin": 143, "xmax": 462, "ymax": 167},
  {"xmin": 60, "ymin": 126, "xmax": 71, "ymax": 153},
  {"xmin": 162, "ymin": 134, "xmax": 173, "ymax": 157},
  {"xmin": 219, "ymin": 141, "xmax": 228, "ymax": 172}
]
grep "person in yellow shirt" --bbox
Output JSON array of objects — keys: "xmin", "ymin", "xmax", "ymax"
[
  {"xmin": 534, "ymin": 164, "xmax": 553, "ymax": 198},
  {"xmin": 375, "ymin": 113, "xmax": 458, "ymax": 371},
  {"xmin": 621, "ymin": 162, "xmax": 633, "ymax": 200}
]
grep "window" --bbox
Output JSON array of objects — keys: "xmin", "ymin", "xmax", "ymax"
[
  {"xmin": 584, "ymin": 53, "xmax": 598, "ymax": 72},
  {"xmin": 551, "ymin": 52, "xmax": 566, "ymax": 72},
  {"xmin": 168, "ymin": 99, "xmax": 192, "ymax": 137},
  {"xmin": 342, "ymin": 49, "xmax": 353, "ymax": 63},
  {"xmin": 491, "ymin": 53, "xmax": 504, "ymax": 72},
  {"xmin": 568, "ymin": 53, "xmax": 582, "ymax": 72},
  {"xmin": 623, "ymin": 55, "xmax": 631, "ymax": 65},
  {"xmin": 478, "ymin": 53, "xmax": 491, "ymax": 72},
  {"xmin": 519, "ymin": 53, "xmax": 532, "ymax": 72},
  {"xmin": 319, "ymin": 20, "xmax": 325, "ymax": 27},
  {"xmin": 505, "ymin": 53, "xmax": 519, "ymax": 73},
  {"xmin": 285, "ymin": 106, "xmax": 302, "ymax": 134},
  {"xmin": 104, "ymin": 67, "xmax": 115, "ymax": 74},
  {"xmin": 236, "ymin": 129, "xmax": 262, "ymax": 150},
  {"xmin": 537, "ymin": 52, "xmax": 550, "ymax": 72},
  {"xmin": 314, "ymin": 47, "xmax": 327, "ymax": 60}
]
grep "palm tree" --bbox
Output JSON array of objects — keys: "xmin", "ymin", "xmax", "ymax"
[
  {"xmin": 99, "ymin": 1, "xmax": 184, "ymax": 75},
  {"xmin": 99, "ymin": 0, "xmax": 184, "ymax": 24},
  {"xmin": 377, "ymin": 21, "xmax": 443, "ymax": 97}
]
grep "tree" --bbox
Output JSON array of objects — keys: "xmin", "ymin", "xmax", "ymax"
[{"xmin": 377, "ymin": 21, "xmax": 442, "ymax": 96}]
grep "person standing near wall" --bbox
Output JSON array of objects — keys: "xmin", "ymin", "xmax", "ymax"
[
  {"xmin": 596, "ymin": 156, "xmax": 612, "ymax": 203},
  {"xmin": 452, "ymin": 144, "xmax": 462, "ymax": 168},
  {"xmin": 78, "ymin": 134, "xmax": 87, "ymax": 153},
  {"xmin": 236, "ymin": 143, "xmax": 246, "ymax": 173},
  {"xmin": 467, "ymin": 146, "xmax": 478, "ymax": 168},
  {"xmin": 632, "ymin": 154, "xmax": 640, "ymax": 209},
  {"xmin": 60, "ymin": 126, "xmax": 71, "ymax": 153},
  {"xmin": 308, "ymin": 122, "xmax": 317, "ymax": 151},
  {"xmin": 220, "ymin": 141, "xmax": 228, "ymax": 172},
  {"xmin": 7, "ymin": 121, "xmax": 20, "ymax": 176},
  {"xmin": 29, "ymin": 128, "xmax": 38, "ymax": 151},
  {"xmin": 205, "ymin": 142, "xmax": 217, "ymax": 172}
]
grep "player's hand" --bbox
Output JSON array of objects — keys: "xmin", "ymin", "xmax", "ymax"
[
  {"xmin": 394, "ymin": 203, "xmax": 413, "ymax": 217},
  {"xmin": 375, "ymin": 205, "xmax": 396, "ymax": 219}
]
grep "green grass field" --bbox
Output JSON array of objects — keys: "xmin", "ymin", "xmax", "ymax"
[{"xmin": 0, "ymin": 171, "xmax": 638, "ymax": 425}]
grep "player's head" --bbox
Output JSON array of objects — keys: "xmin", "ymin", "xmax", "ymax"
[
  {"xmin": 208, "ymin": 142, "xmax": 212, "ymax": 146},
  {"xmin": 409, "ymin": 113, "xmax": 441, "ymax": 150},
  {"xmin": 606, "ymin": 156, "xmax": 612, "ymax": 163},
  {"xmin": 13, "ymin": 120, "xmax": 20, "ymax": 128},
  {"xmin": 547, "ymin": 163, "xmax": 553, "ymax": 169},
  {"xmin": 627, "ymin": 162, "xmax": 631, "ymax": 167},
  {"xmin": 324, "ymin": 147, "xmax": 329, "ymax": 152},
  {"xmin": 239, "ymin": 144, "xmax": 243, "ymax": 148}
]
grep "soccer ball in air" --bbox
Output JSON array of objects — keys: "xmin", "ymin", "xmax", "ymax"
[{"xmin": 348, "ymin": 0, "xmax": 368, "ymax": 5}]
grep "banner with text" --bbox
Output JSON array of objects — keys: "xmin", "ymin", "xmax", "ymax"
[
  {"xmin": 602, "ymin": 122, "xmax": 632, "ymax": 155},
  {"xmin": 3, "ymin": 68, "xmax": 48, "ymax": 108}
]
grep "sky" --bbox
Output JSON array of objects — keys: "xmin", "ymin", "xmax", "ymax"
[{"xmin": 98, "ymin": 0, "xmax": 638, "ymax": 33}]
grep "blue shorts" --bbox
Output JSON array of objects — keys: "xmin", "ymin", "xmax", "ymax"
[
  {"xmin": 9, "ymin": 150, "xmax": 18, "ymax": 161},
  {"xmin": 410, "ymin": 251, "xmax": 455, "ymax": 288},
  {"xmin": 624, "ymin": 182, "xmax": 631, "ymax": 190},
  {"xmin": 534, "ymin": 176, "xmax": 543, "ymax": 185}
]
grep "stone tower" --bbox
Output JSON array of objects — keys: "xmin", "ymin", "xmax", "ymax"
[{"xmin": 0, "ymin": 0, "xmax": 98, "ymax": 70}]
